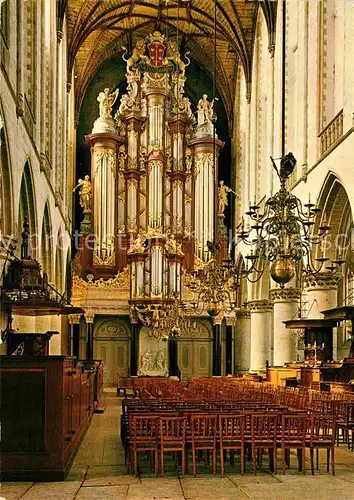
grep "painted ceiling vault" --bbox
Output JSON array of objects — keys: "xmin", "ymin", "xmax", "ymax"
[{"xmin": 65, "ymin": 0, "xmax": 277, "ymax": 124}]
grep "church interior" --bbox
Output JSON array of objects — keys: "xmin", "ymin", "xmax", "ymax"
[{"xmin": 1, "ymin": 0, "xmax": 354, "ymax": 498}]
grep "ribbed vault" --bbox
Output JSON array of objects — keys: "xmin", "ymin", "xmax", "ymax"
[{"xmin": 66, "ymin": 0, "xmax": 277, "ymax": 123}]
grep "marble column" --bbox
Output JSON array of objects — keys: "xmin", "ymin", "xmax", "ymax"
[
  {"xmin": 249, "ymin": 300, "xmax": 273, "ymax": 372},
  {"xmin": 305, "ymin": 273, "xmax": 339, "ymax": 319},
  {"xmin": 235, "ymin": 308, "xmax": 251, "ymax": 373},
  {"xmin": 85, "ymin": 311, "xmax": 95, "ymax": 360},
  {"xmin": 304, "ymin": 272, "xmax": 340, "ymax": 358},
  {"xmin": 271, "ymin": 287, "xmax": 301, "ymax": 366}
]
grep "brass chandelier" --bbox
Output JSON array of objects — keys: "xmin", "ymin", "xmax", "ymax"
[
  {"xmin": 183, "ymin": 241, "xmax": 238, "ymax": 316},
  {"xmin": 237, "ymin": 153, "xmax": 344, "ymax": 287}
]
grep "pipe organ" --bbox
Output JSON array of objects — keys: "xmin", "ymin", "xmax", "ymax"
[{"xmin": 85, "ymin": 31, "xmax": 224, "ymax": 279}]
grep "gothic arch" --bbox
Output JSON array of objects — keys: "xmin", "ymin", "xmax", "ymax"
[
  {"xmin": 0, "ymin": 105, "xmax": 13, "ymax": 236},
  {"xmin": 40, "ymin": 202, "xmax": 53, "ymax": 281},
  {"xmin": 55, "ymin": 228, "xmax": 64, "ymax": 294},
  {"xmin": 18, "ymin": 161, "xmax": 37, "ymax": 255},
  {"xmin": 315, "ymin": 172, "xmax": 351, "ymax": 262}
]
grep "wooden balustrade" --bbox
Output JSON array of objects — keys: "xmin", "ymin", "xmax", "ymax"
[{"xmin": 318, "ymin": 110, "xmax": 344, "ymax": 156}]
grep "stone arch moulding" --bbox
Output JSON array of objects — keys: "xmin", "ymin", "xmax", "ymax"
[{"xmin": 0, "ymin": 100, "xmax": 13, "ymax": 236}]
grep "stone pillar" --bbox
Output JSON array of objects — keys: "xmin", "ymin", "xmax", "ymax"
[
  {"xmin": 68, "ymin": 314, "xmax": 81, "ymax": 357},
  {"xmin": 271, "ymin": 287, "xmax": 301, "ymax": 366},
  {"xmin": 305, "ymin": 273, "xmax": 339, "ymax": 319},
  {"xmin": 235, "ymin": 308, "xmax": 251, "ymax": 373},
  {"xmin": 249, "ymin": 300, "xmax": 273, "ymax": 372},
  {"xmin": 85, "ymin": 311, "xmax": 95, "ymax": 360},
  {"xmin": 305, "ymin": 273, "xmax": 340, "ymax": 359}
]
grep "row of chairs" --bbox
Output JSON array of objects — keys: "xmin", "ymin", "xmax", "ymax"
[{"xmin": 126, "ymin": 412, "xmax": 336, "ymax": 476}]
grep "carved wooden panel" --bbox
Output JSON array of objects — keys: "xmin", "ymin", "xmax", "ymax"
[{"xmin": 1, "ymin": 370, "xmax": 45, "ymax": 453}]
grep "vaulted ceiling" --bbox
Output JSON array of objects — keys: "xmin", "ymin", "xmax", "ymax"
[{"xmin": 65, "ymin": 0, "xmax": 277, "ymax": 124}]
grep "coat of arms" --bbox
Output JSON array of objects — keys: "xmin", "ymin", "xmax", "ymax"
[{"xmin": 147, "ymin": 31, "xmax": 166, "ymax": 67}]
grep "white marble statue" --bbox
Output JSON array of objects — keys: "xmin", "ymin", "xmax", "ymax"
[
  {"xmin": 197, "ymin": 94, "xmax": 214, "ymax": 126},
  {"xmin": 97, "ymin": 88, "xmax": 119, "ymax": 119}
]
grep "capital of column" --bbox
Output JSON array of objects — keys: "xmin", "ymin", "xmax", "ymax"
[
  {"xmin": 84, "ymin": 311, "xmax": 95, "ymax": 324},
  {"xmin": 304, "ymin": 272, "xmax": 341, "ymax": 291},
  {"xmin": 248, "ymin": 299, "xmax": 273, "ymax": 313},
  {"xmin": 270, "ymin": 288, "xmax": 301, "ymax": 303},
  {"xmin": 236, "ymin": 308, "xmax": 251, "ymax": 319},
  {"xmin": 225, "ymin": 315, "xmax": 236, "ymax": 326},
  {"xmin": 68, "ymin": 314, "xmax": 81, "ymax": 325}
]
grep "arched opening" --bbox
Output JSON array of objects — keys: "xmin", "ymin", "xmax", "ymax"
[
  {"xmin": 0, "ymin": 108, "xmax": 13, "ymax": 237},
  {"xmin": 55, "ymin": 228, "xmax": 64, "ymax": 294},
  {"xmin": 40, "ymin": 203, "xmax": 53, "ymax": 282},
  {"xmin": 18, "ymin": 162, "xmax": 36, "ymax": 257},
  {"xmin": 316, "ymin": 173, "xmax": 353, "ymax": 354}
]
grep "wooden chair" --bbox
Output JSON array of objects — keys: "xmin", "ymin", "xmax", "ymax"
[
  {"xmin": 189, "ymin": 414, "xmax": 217, "ymax": 476},
  {"xmin": 219, "ymin": 414, "xmax": 245, "ymax": 475},
  {"xmin": 250, "ymin": 413, "xmax": 278, "ymax": 474},
  {"xmin": 127, "ymin": 415, "xmax": 159, "ymax": 476},
  {"xmin": 280, "ymin": 414, "xmax": 309, "ymax": 475},
  {"xmin": 159, "ymin": 416, "xmax": 186, "ymax": 476},
  {"xmin": 345, "ymin": 404, "xmax": 354, "ymax": 451},
  {"xmin": 307, "ymin": 415, "xmax": 336, "ymax": 475}
]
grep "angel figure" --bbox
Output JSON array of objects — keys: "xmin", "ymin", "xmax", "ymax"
[
  {"xmin": 165, "ymin": 233, "xmax": 184, "ymax": 256},
  {"xmin": 197, "ymin": 94, "xmax": 214, "ymax": 125},
  {"xmin": 73, "ymin": 175, "xmax": 92, "ymax": 212},
  {"xmin": 218, "ymin": 180, "xmax": 231, "ymax": 215},
  {"xmin": 97, "ymin": 88, "xmax": 119, "ymax": 119},
  {"xmin": 128, "ymin": 234, "xmax": 146, "ymax": 254}
]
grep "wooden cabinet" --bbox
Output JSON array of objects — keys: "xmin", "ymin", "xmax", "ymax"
[{"xmin": 0, "ymin": 356, "xmax": 102, "ymax": 481}]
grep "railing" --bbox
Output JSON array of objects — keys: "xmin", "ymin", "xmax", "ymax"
[{"xmin": 318, "ymin": 109, "xmax": 343, "ymax": 156}]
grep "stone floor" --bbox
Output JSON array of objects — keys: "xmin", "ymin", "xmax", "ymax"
[{"xmin": 1, "ymin": 388, "xmax": 354, "ymax": 500}]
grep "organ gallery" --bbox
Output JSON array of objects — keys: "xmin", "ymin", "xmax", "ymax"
[{"xmin": 1, "ymin": 0, "xmax": 354, "ymax": 488}]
